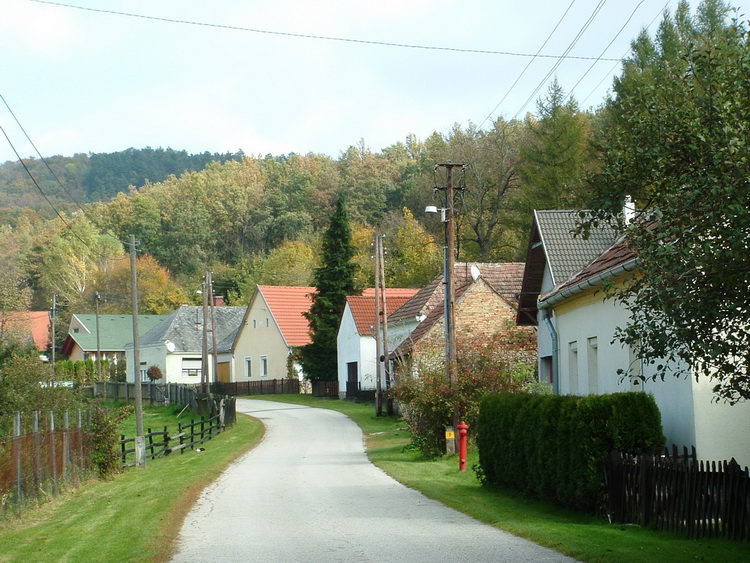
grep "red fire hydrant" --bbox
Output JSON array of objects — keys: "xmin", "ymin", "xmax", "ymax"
[{"xmin": 457, "ymin": 421, "xmax": 469, "ymax": 472}]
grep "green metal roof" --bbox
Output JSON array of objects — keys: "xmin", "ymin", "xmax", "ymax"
[{"xmin": 65, "ymin": 314, "xmax": 168, "ymax": 352}]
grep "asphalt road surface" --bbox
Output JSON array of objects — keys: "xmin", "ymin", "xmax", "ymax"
[{"xmin": 172, "ymin": 398, "xmax": 576, "ymax": 563}]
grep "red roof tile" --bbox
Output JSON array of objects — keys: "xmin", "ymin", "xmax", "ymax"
[
  {"xmin": 257, "ymin": 285, "xmax": 316, "ymax": 347},
  {"xmin": 2, "ymin": 311, "xmax": 51, "ymax": 351},
  {"xmin": 347, "ymin": 289, "xmax": 419, "ymax": 336}
]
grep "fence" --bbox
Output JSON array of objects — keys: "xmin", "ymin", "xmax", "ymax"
[
  {"xmin": 605, "ymin": 445, "xmax": 750, "ymax": 541},
  {"xmin": 84, "ymin": 381, "xmax": 200, "ymax": 407},
  {"xmin": 345, "ymin": 381, "xmax": 376, "ymax": 402},
  {"xmin": 211, "ymin": 379, "xmax": 300, "ymax": 396},
  {"xmin": 312, "ymin": 380, "xmax": 339, "ymax": 397},
  {"xmin": 0, "ymin": 410, "xmax": 93, "ymax": 511},
  {"xmin": 119, "ymin": 396, "xmax": 236, "ymax": 467}
]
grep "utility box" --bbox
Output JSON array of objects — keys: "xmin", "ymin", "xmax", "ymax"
[{"xmin": 445, "ymin": 426, "xmax": 456, "ymax": 455}]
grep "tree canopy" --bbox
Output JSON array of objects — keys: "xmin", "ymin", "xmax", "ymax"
[{"xmin": 585, "ymin": 0, "xmax": 750, "ymax": 403}]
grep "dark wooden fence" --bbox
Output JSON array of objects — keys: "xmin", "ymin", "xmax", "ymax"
[
  {"xmin": 84, "ymin": 381, "xmax": 200, "ymax": 407},
  {"xmin": 312, "ymin": 380, "xmax": 339, "ymax": 397},
  {"xmin": 119, "ymin": 396, "xmax": 236, "ymax": 467},
  {"xmin": 0, "ymin": 410, "xmax": 92, "ymax": 511},
  {"xmin": 605, "ymin": 445, "xmax": 750, "ymax": 541},
  {"xmin": 345, "ymin": 381, "xmax": 376, "ymax": 402},
  {"xmin": 211, "ymin": 379, "xmax": 300, "ymax": 396}
]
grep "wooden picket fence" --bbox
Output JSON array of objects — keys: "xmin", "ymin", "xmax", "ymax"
[
  {"xmin": 119, "ymin": 396, "xmax": 236, "ymax": 467},
  {"xmin": 211, "ymin": 379, "xmax": 300, "ymax": 396},
  {"xmin": 605, "ymin": 445, "xmax": 750, "ymax": 541}
]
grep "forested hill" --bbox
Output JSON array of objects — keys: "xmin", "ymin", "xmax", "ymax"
[{"xmin": 0, "ymin": 147, "xmax": 244, "ymax": 222}]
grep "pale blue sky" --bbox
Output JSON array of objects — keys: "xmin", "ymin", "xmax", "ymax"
[{"xmin": 1, "ymin": 0, "xmax": 747, "ymax": 163}]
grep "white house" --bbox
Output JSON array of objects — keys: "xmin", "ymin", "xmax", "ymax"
[
  {"xmin": 336, "ymin": 289, "xmax": 418, "ymax": 398},
  {"xmin": 518, "ymin": 214, "xmax": 750, "ymax": 466}
]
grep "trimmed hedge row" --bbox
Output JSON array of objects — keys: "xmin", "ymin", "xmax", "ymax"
[{"xmin": 477, "ymin": 392, "xmax": 665, "ymax": 513}]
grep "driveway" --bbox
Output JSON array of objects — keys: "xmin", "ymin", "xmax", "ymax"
[{"xmin": 172, "ymin": 398, "xmax": 576, "ymax": 562}]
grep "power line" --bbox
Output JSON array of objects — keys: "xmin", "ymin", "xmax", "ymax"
[
  {"xmin": 510, "ymin": 0, "xmax": 609, "ymax": 121},
  {"xmin": 25, "ymin": 0, "xmax": 621, "ymax": 62},
  {"xmin": 476, "ymin": 0, "xmax": 579, "ymax": 132}
]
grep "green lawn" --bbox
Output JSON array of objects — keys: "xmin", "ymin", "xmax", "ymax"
[{"xmin": 0, "ymin": 395, "xmax": 748, "ymax": 562}]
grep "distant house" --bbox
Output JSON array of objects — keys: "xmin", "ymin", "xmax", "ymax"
[
  {"xmin": 518, "ymin": 210, "xmax": 750, "ymax": 466},
  {"xmin": 0, "ymin": 311, "xmax": 51, "ymax": 356},
  {"xmin": 391, "ymin": 262, "xmax": 536, "ymax": 375},
  {"xmin": 233, "ymin": 286, "xmax": 314, "ymax": 386},
  {"xmin": 336, "ymin": 288, "xmax": 418, "ymax": 398},
  {"xmin": 62, "ymin": 314, "xmax": 167, "ymax": 365},
  {"xmin": 126, "ymin": 305, "xmax": 246, "ymax": 384}
]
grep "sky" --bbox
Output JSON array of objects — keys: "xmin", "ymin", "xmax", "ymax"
[{"xmin": 1, "ymin": 0, "xmax": 748, "ymax": 163}]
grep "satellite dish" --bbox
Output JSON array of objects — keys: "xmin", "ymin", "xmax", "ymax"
[
  {"xmin": 470, "ymin": 265, "xmax": 481, "ymax": 281},
  {"xmin": 165, "ymin": 340, "xmax": 176, "ymax": 353}
]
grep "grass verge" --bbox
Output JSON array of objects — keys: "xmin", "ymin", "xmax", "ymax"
[
  {"xmin": 257, "ymin": 395, "xmax": 750, "ymax": 563},
  {"xmin": 0, "ymin": 411, "xmax": 263, "ymax": 562}
]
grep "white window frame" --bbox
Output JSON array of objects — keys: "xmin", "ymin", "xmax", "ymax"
[
  {"xmin": 245, "ymin": 356, "xmax": 252, "ymax": 379},
  {"xmin": 260, "ymin": 355, "xmax": 269, "ymax": 378},
  {"xmin": 181, "ymin": 358, "xmax": 202, "ymax": 378}
]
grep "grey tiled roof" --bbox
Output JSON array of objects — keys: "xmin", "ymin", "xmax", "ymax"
[
  {"xmin": 534, "ymin": 210, "xmax": 617, "ymax": 286},
  {"xmin": 137, "ymin": 305, "xmax": 246, "ymax": 353}
]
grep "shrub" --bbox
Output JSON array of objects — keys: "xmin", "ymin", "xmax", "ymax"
[
  {"xmin": 146, "ymin": 365, "xmax": 163, "ymax": 382},
  {"xmin": 391, "ymin": 333, "xmax": 543, "ymax": 458},
  {"xmin": 90, "ymin": 403, "xmax": 133, "ymax": 478},
  {"xmin": 477, "ymin": 392, "xmax": 664, "ymax": 513}
]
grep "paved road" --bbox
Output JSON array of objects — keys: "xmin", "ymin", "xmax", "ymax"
[{"xmin": 172, "ymin": 399, "xmax": 576, "ymax": 562}]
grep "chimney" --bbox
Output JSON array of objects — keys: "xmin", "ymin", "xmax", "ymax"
[
  {"xmin": 623, "ymin": 195, "xmax": 635, "ymax": 225},
  {"xmin": 213, "ymin": 296, "xmax": 225, "ymax": 307}
]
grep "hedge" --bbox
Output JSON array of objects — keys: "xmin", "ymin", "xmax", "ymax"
[{"xmin": 477, "ymin": 392, "xmax": 665, "ymax": 513}]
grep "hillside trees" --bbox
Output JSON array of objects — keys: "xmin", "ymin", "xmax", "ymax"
[{"xmin": 584, "ymin": 0, "xmax": 750, "ymax": 402}]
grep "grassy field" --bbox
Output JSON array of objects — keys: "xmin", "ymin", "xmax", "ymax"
[
  {"xmin": 1, "ymin": 395, "xmax": 748, "ymax": 562},
  {"xmin": 0, "ymin": 409, "xmax": 263, "ymax": 562}
]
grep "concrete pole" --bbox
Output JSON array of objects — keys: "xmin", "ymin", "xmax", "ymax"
[{"xmin": 129, "ymin": 235, "xmax": 145, "ymax": 468}]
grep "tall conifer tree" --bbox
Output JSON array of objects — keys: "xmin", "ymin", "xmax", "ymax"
[{"xmin": 300, "ymin": 195, "xmax": 359, "ymax": 381}]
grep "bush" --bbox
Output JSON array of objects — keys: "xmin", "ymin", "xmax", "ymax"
[
  {"xmin": 90, "ymin": 403, "xmax": 133, "ymax": 478},
  {"xmin": 477, "ymin": 392, "xmax": 664, "ymax": 513},
  {"xmin": 391, "ymin": 334, "xmax": 543, "ymax": 458}
]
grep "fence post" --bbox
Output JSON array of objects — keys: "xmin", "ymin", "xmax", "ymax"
[
  {"xmin": 13, "ymin": 411, "xmax": 23, "ymax": 504},
  {"xmin": 33, "ymin": 411, "xmax": 41, "ymax": 493},
  {"xmin": 49, "ymin": 411, "xmax": 58, "ymax": 495},
  {"xmin": 63, "ymin": 411, "xmax": 70, "ymax": 481}
]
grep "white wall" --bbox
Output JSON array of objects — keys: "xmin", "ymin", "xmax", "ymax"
[{"xmin": 553, "ymin": 287, "xmax": 750, "ymax": 465}]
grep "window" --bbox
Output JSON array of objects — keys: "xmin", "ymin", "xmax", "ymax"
[
  {"xmin": 587, "ymin": 337, "xmax": 598, "ymax": 394},
  {"xmin": 182, "ymin": 358, "xmax": 202, "ymax": 378},
  {"xmin": 568, "ymin": 342, "xmax": 578, "ymax": 395},
  {"xmin": 140, "ymin": 361, "xmax": 148, "ymax": 382},
  {"xmin": 245, "ymin": 357, "xmax": 252, "ymax": 379},
  {"xmin": 260, "ymin": 355, "xmax": 268, "ymax": 378}
]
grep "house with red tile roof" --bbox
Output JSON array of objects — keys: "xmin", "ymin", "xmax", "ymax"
[
  {"xmin": 336, "ymin": 288, "xmax": 418, "ymax": 399},
  {"xmin": 519, "ymin": 212, "xmax": 750, "ymax": 466},
  {"xmin": 232, "ymin": 285, "xmax": 315, "ymax": 385},
  {"xmin": 1, "ymin": 311, "xmax": 51, "ymax": 357}
]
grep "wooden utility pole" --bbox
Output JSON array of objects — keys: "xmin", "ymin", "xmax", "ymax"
[
  {"xmin": 208, "ymin": 271, "xmax": 219, "ymax": 386},
  {"xmin": 129, "ymin": 235, "xmax": 145, "ymax": 468},
  {"xmin": 201, "ymin": 272, "xmax": 209, "ymax": 394},
  {"xmin": 374, "ymin": 234, "xmax": 383, "ymax": 416},
  {"xmin": 95, "ymin": 291, "xmax": 102, "ymax": 381},
  {"xmin": 378, "ymin": 235, "xmax": 394, "ymax": 416},
  {"xmin": 50, "ymin": 294, "xmax": 56, "ymax": 379},
  {"xmin": 435, "ymin": 163, "xmax": 464, "ymax": 387}
]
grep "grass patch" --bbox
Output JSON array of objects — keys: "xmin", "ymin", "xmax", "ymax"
[
  {"xmin": 0, "ymin": 410, "xmax": 263, "ymax": 562},
  {"xmin": 261, "ymin": 395, "xmax": 750, "ymax": 563}
]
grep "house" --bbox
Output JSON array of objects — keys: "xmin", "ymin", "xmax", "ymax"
[
  {"xmin": 232, "ymin": 285, "xmax": 314, "ymax": 386},
  {"xmin": 516, "ymin": 210, "xmax": 617, "ymax": 388},
  {"xmin": 518, "ymin": 212, "xmax": 750, "ymax": 466},
  {"xmin": 126, "ymin": 305, "xmax": 245, "ymax": 384},
  {"xmin": 336, "ymin": 288, "xmax": 419, "ymax": 398},
  {"xmin": 62, "ymin": 314, "xmax": 167, "ymax": 365},
  {"xmin": 391, "ymin": 262, "xmax": 536, "ymax": 375},
  {"xmin": 0, "ymin": 311, "xmax": 51, "ymax": 356}
]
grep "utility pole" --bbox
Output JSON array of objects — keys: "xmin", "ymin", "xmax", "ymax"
[
  {"xmin": 374, "ymin": 234, "xmax": 383, "ymax": 416},
  {"xmin": 435, "ymin": 162, "xmax": 464, "ymax": 387},
  {"xmin": 435, "ymin": 162, "xmax": 465, "ymax": 451},
  {"xmin": 95, "ymin": 291, "xmax": 102, "ymax": 382},
  {"xmin": 129, "ymin": 235, "xmax": 145, "ymax": 468},
  {"xmin": 50, "ymin": 294, "xmax": 56, "ymax": 379},
  {"xmin": 201, "ymin": 272, "xmax": 209, "ymax": 394},
  {"xmin": 208, "ymin": 271, "xmax": 219, "ymax": 387},
  {"xmin": 378, "ymin": 235, "xmax": 394, "ymax": 416}
]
